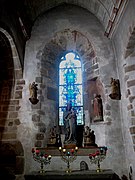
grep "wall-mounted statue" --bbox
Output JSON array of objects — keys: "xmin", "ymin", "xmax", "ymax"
[
  {"xmin": 83, "ymin": 126, "xmax": 98, "ymax": 147},
  {"xmin": 92, "ymin": 94, "xmax": 103, "ymax": 122},
  {"xmin": 109, "ymin": 77, "xmax": 121, "ymax": 100},
  {"xmin": 29, "ymin": 82, "xmax": 39, "ymax": 104}
]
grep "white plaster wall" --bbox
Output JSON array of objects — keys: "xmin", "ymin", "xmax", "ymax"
[{"xmin": 113, "ymin": 0, "xmax": 135, "ymax": 179}]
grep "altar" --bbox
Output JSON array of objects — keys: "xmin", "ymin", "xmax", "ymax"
[
  {"xmin": 24, "ymin": 169, "xmax": 120, "ymax": 180},
  {"xmin": 27, "ymin": 147, "xmax": 121, "ymax": 180}
]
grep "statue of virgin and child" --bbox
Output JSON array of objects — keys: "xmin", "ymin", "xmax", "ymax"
[{"xmin": 63, "ymin": 101, "xmax": 77, "ymax": 146}]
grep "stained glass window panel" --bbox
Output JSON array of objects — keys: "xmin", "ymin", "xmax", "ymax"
[{"xmin": 59, "ymin": 52, "xmax": 84, "ymax": 125}]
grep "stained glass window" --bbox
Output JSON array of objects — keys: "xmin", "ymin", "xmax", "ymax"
[{"xmin": 59, "ymin": 52, "xmax": 84, "ymax": 125}]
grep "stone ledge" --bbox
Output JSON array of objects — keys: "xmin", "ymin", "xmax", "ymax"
[{"xmin": 35, "ymin": 147, "xmax": 105, "ymax": 156}]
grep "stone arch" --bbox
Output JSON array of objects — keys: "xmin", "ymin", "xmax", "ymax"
[
  {"xmin": 0, "ymin": 28, "xmax": 24, "ymax": 177},
  {"xmin": 35, "ymin": 29, "xmax": 105, "ymax": 147},
  {"xmin": 0, "ymin": 141, "xmax": 24, "ymax": 178},
  {"xmin": 41, "ymin": 29, "xmax": 97, "ymax": 85},
  {"xmin": 125, "ymin": 26, "xmax": 135, "ymax": 59},
  {"xmin": 0, "ymin": 28, "xmax": 22, "ymax": 71},
  {"xmin": 123, "ymin": 26, "xmax": 135, "ymax": 151}
]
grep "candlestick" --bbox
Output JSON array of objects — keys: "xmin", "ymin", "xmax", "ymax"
[
  {"xmin": 89, "ymin": 146, "xmax": 107, "ymax": 172},
  {"xmin": 58, "ymin": 146, "xmax": 78, "ymax": 173},
  {"xmin": 32, "ymin": 148, "xmax": 52, "ymax": 173}
]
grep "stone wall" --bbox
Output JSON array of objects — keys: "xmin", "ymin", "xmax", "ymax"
[
  {"xmin": 21, "ymin": 4, "xmax": 125, "ymax": 177},
  {"xmin": 0, "ymin": 27, "xmax": 24, "ymax": 179},
  {"xmin": 113, "ymin": 0, "xmax": 135, "ymax": 179}
]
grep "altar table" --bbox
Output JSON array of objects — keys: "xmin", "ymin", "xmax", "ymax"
[{"xmin": 24, "ymin": 169, "xmax": 120, "ymax": 180}]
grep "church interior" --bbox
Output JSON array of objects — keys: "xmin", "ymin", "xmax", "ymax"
[{"xmin": 0, "ymin": 0, "xmax": 135, "ymax": 179}]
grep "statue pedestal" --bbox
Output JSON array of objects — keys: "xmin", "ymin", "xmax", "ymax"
[
  {"xmin": 64, "ymin": 144, "xmax": 76, "ymax": 149},
  {"xmin": 83, "ymin": 144, "xmax": 98, "ymax": 148},
  {"xmin": 47, "ymin": 144, "xmax": 57, "ymax": 148},
  {"xmin": 29, "ymin": 98, "xmax": 39, "ymax": 104},
  {"xmin": 93, "ymin": 116, "xmax": 103, "ymax": 122}
]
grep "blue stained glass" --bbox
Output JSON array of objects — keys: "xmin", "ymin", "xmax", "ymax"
[{"xmin": 59, "ymin": 52, "xmax": 84, "ymax": 125}]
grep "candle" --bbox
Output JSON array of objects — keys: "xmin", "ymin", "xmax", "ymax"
[
  {"xmin": 75, "ymin": 146, "xmax": 78, "ymax": 151},
  {"xmin": 63, "ymin": 148, "xmax": 66, "ymax": 153},
  {"xmin": 59, "ymin": 147, "xmax": 62, "ymax": 151},
  {"xmin": 48, "ymin": 155, "xmax": 52, "ymax": 159}
]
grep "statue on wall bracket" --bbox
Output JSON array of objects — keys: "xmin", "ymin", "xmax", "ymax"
[
  {"xmin": 109, "ymin": 77, "xmax": 121, "ymax": 100},
  {"xmin": 29, "ymin": 82, "xmax": 39, "ymax": 104}
]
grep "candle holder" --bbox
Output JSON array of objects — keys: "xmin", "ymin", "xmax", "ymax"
[
  {"xmin": 59, "ymin": 146, "xmax": 78, "ymax": 173},
  {"xmin": 89, "ymin": 146, "xmax": 107, "ymax": 172},
  {"xmin": 32, "ymin": 148, "xmax": 52, "ymax": 173}
]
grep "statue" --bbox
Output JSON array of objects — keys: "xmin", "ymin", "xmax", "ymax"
[
  {"xmin": 90, "ymin": 130, "xmax": 97, "ymax": 146},
  {"xmin": 83, "ymin": 126, "xmax": 97, "ymax": 147},
  {"xmin": 92, "ymin": 94, "xmax": 103, "ymax": 122},
  {"xmin": 63, "ymin": 101, "xmax": 77, "ymax": 147},
  {"xmin": 55, "ymin": 134, "xmax": 62, "ymax": 147},
  {"xmin": 83, "ymin": 126, "xmax": 91, "ymax": 146},
  {"xmin": 29, "ymin": 82, "xmax": 39, "ymax": 104},
  {"xmin": 109, "ymin": 77, "xmax": 121, "ymax": 100},
  {"xmin": 47, "ymin": 126, "xmax": 57, "ymax": 147},
  {"xmin": 47, "ymin": 126, "xmax": 62, "ymax": 148},
  {"xmin": 48, "ymin": 127, "xmax": 57, "ymax": 144}
]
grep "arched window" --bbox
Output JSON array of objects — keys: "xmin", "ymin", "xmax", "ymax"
[{"xmin": 59, "ymin": 52, "xmax": 84, "ymax": 125}]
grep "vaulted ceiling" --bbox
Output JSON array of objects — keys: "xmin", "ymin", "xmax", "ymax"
[
  {"xmin": 0, "ymin": 0, "xmax": 128, "ymax": 39},
  {"xmin": 23, "ymin": 0, "xmax": 128, "ymax": 37}
]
